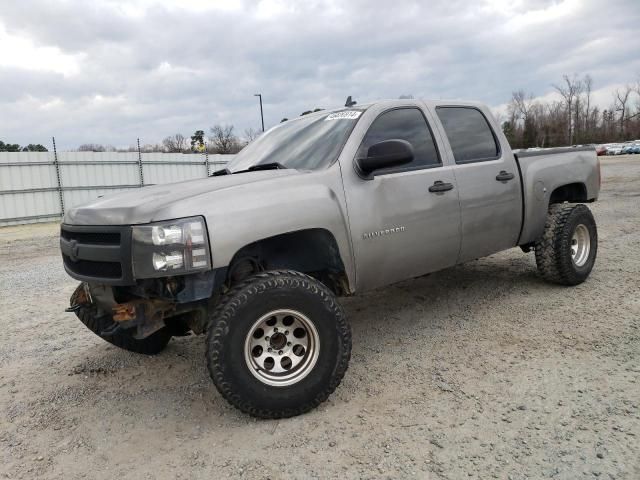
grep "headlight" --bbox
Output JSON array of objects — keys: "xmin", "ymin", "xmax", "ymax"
[{"xmin": 132, "ymin": 216, "xmax": 211, "ymax": 278}]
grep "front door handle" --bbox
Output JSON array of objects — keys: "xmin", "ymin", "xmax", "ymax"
[
  {"xmin": 429, "ymin": 180, "xmax": 454, "ymax": 193},
  {"xmin": 496, "ymin": 170, "xmax": 515, "ymax": 182}
]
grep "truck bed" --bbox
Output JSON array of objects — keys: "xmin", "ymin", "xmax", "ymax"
[{"xmin": 515, "ymin": 146, "xmax": 600, "ymax": 246}]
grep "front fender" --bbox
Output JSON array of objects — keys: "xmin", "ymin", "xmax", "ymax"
[{"xmin": 203, "ymin": 167, "xmax": 355, "ymax": 289}]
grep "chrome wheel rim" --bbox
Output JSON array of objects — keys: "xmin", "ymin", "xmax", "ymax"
[
  {"xmin": 571, "ymin": 224, "xmax": 590, "ymax": 267},
  {"xmin": 244, "ymin": 309, "xmax": 320, "ymax": 387}
]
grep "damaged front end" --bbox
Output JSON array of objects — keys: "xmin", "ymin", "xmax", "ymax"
[
  {"xmin": 61, "ymin": 217, "xmax": 224, "ymax": 340},
  {"xmin": 67, "ymin": 270, "xmax": 226, "ymax": 340}
]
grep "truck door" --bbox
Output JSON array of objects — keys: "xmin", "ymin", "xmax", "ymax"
[
  {"xmin": 433, "ymin": 106, "xmax": 523, "ymax": 262},
  {"xmin": 342, "ymin": 106, "xmax": 462, "ymax": 292}
]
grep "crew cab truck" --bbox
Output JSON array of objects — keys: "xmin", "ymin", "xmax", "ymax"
[{"xmin": 61, "ymin": 99, "xmax": 600, "ymax": 418}]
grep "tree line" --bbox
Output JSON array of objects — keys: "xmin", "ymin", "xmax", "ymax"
[
  {"xmin": 0, "ymin": 140, "xmax": 48, "ymax": 152},
  {"xmin": 75, "ymin": 125, "xmax": 262, "ymax": 154},
  {"xmin": 75, "ymin": 106, "xmax": 330, "ymax": 153},
  {"xmin": 502, "ymin": 74, "xmax": 640, "ymax": 149}
]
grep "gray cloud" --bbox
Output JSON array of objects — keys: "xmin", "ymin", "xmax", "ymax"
[{"xmin": 1, "ymin": 0, "xmax": 639, "ymax": 149}]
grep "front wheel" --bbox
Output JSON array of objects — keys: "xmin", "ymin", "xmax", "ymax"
[
  {"xmin": 534, "ymin": 203, "xmax": 598, "ymax": 285},
  {"xmin": 206, "ymin": 270, "xmax": 351, "ymax": 418}
]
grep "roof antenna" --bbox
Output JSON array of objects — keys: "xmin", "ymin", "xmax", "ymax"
[{"xmin": 345, "ymin": 95, "xmax": 357, "ymax": 107}]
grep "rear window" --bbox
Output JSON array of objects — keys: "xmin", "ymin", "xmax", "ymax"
[{"xmin": 436, "ymin": 107, "xmax": 499, "ymax": 163}]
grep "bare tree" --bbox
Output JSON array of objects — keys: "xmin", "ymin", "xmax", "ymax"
[
  {"xmin": 243, "ymin": 128, "xmax": 262, "ymax": 144},
  {"xmin": 509, "ymin": 90, "xmax": 540, "ymax": 147},
  {"xmin": 510, "ymin": 90, "xmax": 537, "ymax": 122},
  {"xmin": 545, "ymin": 100, "xmax": 568, "ymax": 146},
  {"xmin": 505, "ymin": 73, "xmax": 640, "ymax": 147},
  {"xmin": 620, "ymin": 79, "xmax": 640, "ymax": 129},
  {"xmin": 583, "ymin": 74, "xmax": 593, "ymax": 137},
  {"xmin": 614, "ymin": 85, "xmax": 634, "ymax": 137},
  {"xmin": 209, "ymin": 125, "xmax": 240, "ymax": 154},
  {"xmin": 573, "ymin": 84, "xmax": 584, "ymax": 141},
  {"xmin": 602, "ymin": 107, "xmax": 616, "ymax": 140},
  {"xmin": 78, "ymin": 144, "xmax": 106, "ymax": 152},
  {"xmin": 139, "ymin": 143, "xmax": 164, "ymax": 153},
  {"xmin": 162, "ymin": 133, "xmax": 187, "ymax": 153},
  {"xmin": 553, "ymin": 74, "xmax": 582, "ymax": 145}
]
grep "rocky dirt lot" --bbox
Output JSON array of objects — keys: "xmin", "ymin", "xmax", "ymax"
[{"xmin": 1, "ymin": 156, "xmax": 639, "ymax": 480}]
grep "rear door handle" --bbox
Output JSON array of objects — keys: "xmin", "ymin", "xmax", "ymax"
[
  {"xmin": 429, "ymin": 180, "xmax": 454, "ymax": 193},
  {"xmin": 496, "ymin": 170, "xmax": 515, "ymax": 182}
]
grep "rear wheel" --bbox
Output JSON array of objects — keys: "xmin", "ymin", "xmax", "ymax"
[
  {"xmin": 71, "ymin": 284, "xmax": 172, "ymax": 355},
  {"xmin": 534, "ymin": 204, "xmax": 597, "ymax": 285},
  {"xmin": 206, "ymin": 270, "xmax": 351, "ymax": 418}
]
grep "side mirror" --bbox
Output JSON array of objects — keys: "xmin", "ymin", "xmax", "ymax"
[{"xmin": 356, "ymin": 139, "xmax": 414, "ymax": 179}]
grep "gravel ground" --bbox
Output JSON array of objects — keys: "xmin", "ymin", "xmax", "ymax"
[{"xmin": 1, "ymin": 156, "xmax": 639, "ymax": 480}]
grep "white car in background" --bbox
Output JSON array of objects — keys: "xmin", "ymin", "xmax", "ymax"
[{"xmin": 606, "ymin": 144, "xmax": 624, "ymax": 155}]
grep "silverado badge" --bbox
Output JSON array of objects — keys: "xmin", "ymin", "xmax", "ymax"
[{"xmin": 362, "ymin": 226, "xmax": 406, "ymax": 240}]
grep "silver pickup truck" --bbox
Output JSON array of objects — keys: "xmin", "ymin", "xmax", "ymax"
[{"xmin": 61, "ymin": 99, "xmax": 600, "ymax": 418}]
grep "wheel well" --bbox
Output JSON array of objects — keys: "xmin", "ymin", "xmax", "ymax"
[
  {"xmin": 227, "ymin": 229, "xmax": 350, "ymax": 295},
  {"xmin": 549, "ymin": 183, "xmax": 587, "ymax": 204}
]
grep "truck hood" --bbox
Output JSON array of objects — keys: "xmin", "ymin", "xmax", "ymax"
[{"xmin": 63, "ymin": 169, "xmax": 299, "ymax": 225}]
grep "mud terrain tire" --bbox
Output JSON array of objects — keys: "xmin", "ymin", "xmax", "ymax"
[
  {"xmin": 206, "ymin": 270, "xmax": 351, "ymax": 419},
  {"xmin": 535, "ymin": 204, "xmax": 597, "ymax": 286}
]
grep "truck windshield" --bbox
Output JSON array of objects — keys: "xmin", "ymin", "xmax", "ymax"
[{"xmin": 226, "ymin": 109, "xmax": 364, "ymax": 172}]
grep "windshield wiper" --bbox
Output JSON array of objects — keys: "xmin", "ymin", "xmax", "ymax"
[
  {"xmin": 246, "ymin": 162, "xmax": 287, "ymax": 172},
  {"xmin": 211, "ymin": 162, "xmax": 287, "ymax": 177}
]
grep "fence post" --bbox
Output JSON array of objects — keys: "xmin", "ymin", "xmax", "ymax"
[
  {"xmin": 52, "ymin": 136, "xmax": 65, "ymax": 216},
  {"xmin": 137, "ymin": 138, "xmax": 144, "ymax": 186},
  {"xmin": 204, "ymin": 142, "xmax": 210, "ymax": 176}
]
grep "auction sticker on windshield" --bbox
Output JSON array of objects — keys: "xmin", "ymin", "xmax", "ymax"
[{"xmin": 325, "ymin": 111, "xmax": 362, "ymax": 121}]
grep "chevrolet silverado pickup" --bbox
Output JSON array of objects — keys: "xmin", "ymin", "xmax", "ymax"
[{"xmin": 61, "ymin": 99, "xmax": 600, "ymax": 418}]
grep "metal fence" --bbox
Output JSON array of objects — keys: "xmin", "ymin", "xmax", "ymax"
[{"xmin": 0, "ymin": 151, "xmax": 233, "ymax": 226}]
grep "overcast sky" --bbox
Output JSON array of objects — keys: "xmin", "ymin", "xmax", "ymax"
[{"xmin": 1, "ymin": 0, "xmax": 638, "ymax": 150}]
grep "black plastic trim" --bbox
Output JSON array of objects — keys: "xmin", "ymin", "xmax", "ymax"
[
  {"xmin": 60, "ymin": 224, "xmax": 134, "ymax": 285},
  {"xmin": 513, "ymin": 155, "xmax": 527, "ymax": 246}
]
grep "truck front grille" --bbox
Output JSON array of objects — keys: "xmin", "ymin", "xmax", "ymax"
[
  {"xmin": 60, "ymin": 230, "xmax": 121, "ymax": 245},
  {"xmin": 62, "ymin": 258, "xmax": 123, "ymax": 279},
  {"xmin": 60, "ymin": 225, "xmax": 133, "ymax": 285}
]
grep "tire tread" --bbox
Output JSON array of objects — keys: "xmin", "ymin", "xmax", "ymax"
[
  {"xmin": 534, "ymin": 203, "xmax": 596, "ymax": 285},
  {"xmin": 205, "ymin": 270, "xmax": 351, "ymax": 419}
]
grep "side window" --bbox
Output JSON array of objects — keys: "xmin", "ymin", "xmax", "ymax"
[
  {"xmin": 357, "ymin": 108, "xmax": 440, "ymax": 173},
  {"xmin": 436, "ymin": 107, "xmax": 499, "ymax": 163}
]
